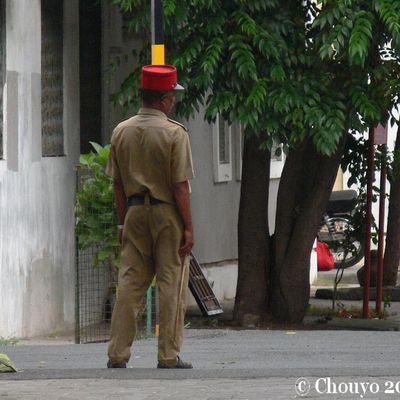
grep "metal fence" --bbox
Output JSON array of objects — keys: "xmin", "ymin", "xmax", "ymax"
[{"xmin": 75, "ymin": 166, "xmax": 156, "ymax": 344}]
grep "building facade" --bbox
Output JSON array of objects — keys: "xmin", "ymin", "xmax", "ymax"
[
  {"xmin": 0, "ymin": 1, "xmax": 284, "ymax": 338},
  {"xmin": 0, "ymin": 0, "xmax": 79, "ymax": 337}
]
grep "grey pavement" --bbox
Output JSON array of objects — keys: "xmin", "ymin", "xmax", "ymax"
[
  {"xmin": 3, "ymin": 264, "xmax": 400, "ymax": 400},
  {"xmin": 2, "ymin": 329, "xmax": 400, "ymax": 399}
]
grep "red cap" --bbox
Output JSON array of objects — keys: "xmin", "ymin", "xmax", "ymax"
[{"xmin": 141, "ymin": 65, "xmax": 184, "ymax": 91}]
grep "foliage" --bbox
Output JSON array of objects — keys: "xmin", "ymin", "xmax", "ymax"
[
  {"xmin": 0, "ymin": 337, "xmax": 19, "ymax": 346},
  {"xmin": 76, "ymin": 142, "xmax": 119, "ymax": 267},
  {"xmin": 109, "ymin": 0, "xmax": 351, "ymax": 156},
  {"xmin": 388, "ymin": 147, "xmax": 400, "ymax": 182},
  {"xmin": 109, "ymin": 0, "xmax": 400, "ymax": 157},
  {"xmin": 383, "ymin": 292, "xmax": 392, "ymax": 312},
  {"xmin": 327, "ymin": 206, "xmax": 366, "ymax": 263},
  {"xmin": 340, "ymin": 130, "xmax": 397, "ymax": 245},
  {"xmin": 311, "ymin": 0, "xmax": 400, "ymax": 129},
  {"xmin": 314, "ymin": 0, "xmax": 400, "ymax": 246},
  {"xmin": 306, "ymin": 303, "xmax": 388, "ymax": 320}
]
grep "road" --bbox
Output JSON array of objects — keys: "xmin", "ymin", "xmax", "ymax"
[{"xmin": 1, "ymin": 329, "xmax": 400, "ymax": 399}]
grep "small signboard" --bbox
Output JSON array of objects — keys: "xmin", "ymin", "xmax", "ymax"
[{"xmin": 374, "ymin": 124, "xmax": 388, "ymax": 145}]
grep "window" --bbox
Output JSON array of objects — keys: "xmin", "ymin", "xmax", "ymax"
[
  {"xmin": 218, "ymin": 117, "xmax": 230, "ymax": 165},
  {"xmin": 0, "ymin": 0, "xmax": 5, "ymax": 159},
  {"xmin": 41, "ymin": 0, "xmax": 64, "ymax": 156},
  {"xmin": 212, "ymin": 114, "xmax": 232, "ymax": 183}
]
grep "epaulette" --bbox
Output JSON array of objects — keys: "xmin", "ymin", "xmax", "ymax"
[{"xmin": 167, "ymin": 118, "xmax": 188, "ymax": 131}]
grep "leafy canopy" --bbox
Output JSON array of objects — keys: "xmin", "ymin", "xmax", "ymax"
[
  {"xmin": 311, "ymin": 0, "xmax": 400, "ymax": 129},
  {"xmin": 314, "ymin": 0, "xmax": 400, "ymax": 207},
  {"xmin": 110, "ymin": 0, "xmax": 400, "ymax": 156}
]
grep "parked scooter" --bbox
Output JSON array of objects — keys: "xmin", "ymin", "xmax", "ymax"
[{"xmin": 317, "ymin": 190, "xmax": 365, "ymax": 269}]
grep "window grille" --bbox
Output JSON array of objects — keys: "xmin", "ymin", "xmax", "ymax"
[
  {"xmin": 218, "ymin": 117, "xmax": 230, "ymax": 164},
  {"xmin": 213, "ymin": 114, "xmax": 232, "ymax": 182},
  {"xmin": 41, "ymin": 0, "xmax": 64, "ymax": 156}
]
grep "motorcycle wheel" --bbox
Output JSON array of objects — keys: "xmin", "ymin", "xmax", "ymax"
[{"xmin": 317, "ymin": 216, "xmax": 365, "ymax": 269}]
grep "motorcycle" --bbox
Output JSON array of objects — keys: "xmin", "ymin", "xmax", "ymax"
[{"xmin": 317, "ymin": 189, "xmax": 365, "ymax": 269}]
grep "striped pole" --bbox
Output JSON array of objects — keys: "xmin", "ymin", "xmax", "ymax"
[
  {"xmin": 151, "ymin": 0, "xmax": 164, "ymax": 337},
  {"xmin": 363, "ymin": 125, "xmax": 375, "ymax": 318},
  {"xmin": 151, "ymin": 0, "xmax": 165, "ymax": 65}
]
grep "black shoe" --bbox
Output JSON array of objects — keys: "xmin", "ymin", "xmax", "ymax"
[
  {"xmin": 157, "ymin": 356, "xmax": 193, "ymax": 369},
  {"xmin": 107, "ymin": 360, "xmax": 126, "ymax": 368}
]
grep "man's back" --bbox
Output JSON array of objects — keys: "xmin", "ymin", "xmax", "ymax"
[{"xmin": 107, "ymin": 107, "xmax": 194, "ymax": 204}]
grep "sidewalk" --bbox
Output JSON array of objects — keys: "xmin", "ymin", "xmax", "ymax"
[
  {"xmin": 188, "ymin": 262, "xmax": 400, "ymax": 329},
  {"xmin": 309, "ymin": 263, "xmax": 400, "ymax": 326}
]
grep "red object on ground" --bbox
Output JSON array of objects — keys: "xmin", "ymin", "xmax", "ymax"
[{"xmin": 316, "ymin": 241, "xmax": 334, "ymax": 271}]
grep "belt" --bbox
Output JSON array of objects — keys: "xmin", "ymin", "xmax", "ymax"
[{"xmin": 127, "ymin": 194, "xmax": 164, "ymax": 207}]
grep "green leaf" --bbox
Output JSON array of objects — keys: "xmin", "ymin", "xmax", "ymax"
[
  {"xmin": 90, "ymin": 142, "xmax": 104, "ymax": 155},
  {"xmin": 270, "ymin": 65, "xmax": 286, "ymax": 81}
]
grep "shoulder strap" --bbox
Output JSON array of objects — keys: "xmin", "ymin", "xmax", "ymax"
[{"xmin": 167, "ymin": 118, "xmax": 188, "ymax": 132}]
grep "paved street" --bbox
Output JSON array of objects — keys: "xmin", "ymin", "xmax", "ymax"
[{"xmin": 1, "ymin": 329, "xmax": 400, "ymax": 399}]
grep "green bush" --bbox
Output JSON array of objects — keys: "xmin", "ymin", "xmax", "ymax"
[{"xmin": 76, "ymin": 142, "xmax": 119, "ymax": 267}]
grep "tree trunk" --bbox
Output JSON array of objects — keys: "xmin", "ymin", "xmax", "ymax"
[
  {"xmin": 233, "ymin": 135, "xmax": 271, "ymax": 326},
  {"xmin": 270, "ymin": 136, "xmax": 347, "ymax": 322},
  {"xmin": 383, "ymin": 125, "xmax": 400, "ymax": 286}
]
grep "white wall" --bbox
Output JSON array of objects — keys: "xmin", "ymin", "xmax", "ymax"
[
  {"xmin": 0, "ymin": 0, "xmax": 80, "ymax": 338},
  {"xmin": 187, "ymin": 111, "xmax": 241, "ymax": 264}
]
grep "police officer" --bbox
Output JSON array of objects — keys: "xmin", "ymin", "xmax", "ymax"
[{"xmin": 106, "ymin": 65, "xmax": 194, "ymax": 369}]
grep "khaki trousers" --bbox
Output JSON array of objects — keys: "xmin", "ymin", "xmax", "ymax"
[{"xmin": 107, "ymin": 201, "xmax": 189, "ymax": 365}]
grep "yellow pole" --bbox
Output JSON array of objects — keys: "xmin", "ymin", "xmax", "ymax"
[
  {"xmin": 151, "ymin": 44, "xmax": 165, "ymax": 65},
  {"xmin": 151, "ymin": 0, "xmax": 165, "ymax": 65}
]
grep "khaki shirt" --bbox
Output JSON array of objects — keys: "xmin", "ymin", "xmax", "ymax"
[{"xmin": 106, "ymin": 107, "xmax": 194, "ymax": 204}]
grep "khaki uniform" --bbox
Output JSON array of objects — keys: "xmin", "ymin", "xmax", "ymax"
[{"xmin": 106, "ymin": 107, "xmax": 194, "ymax": 365}]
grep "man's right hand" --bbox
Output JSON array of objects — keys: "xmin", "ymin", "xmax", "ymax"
[
  {"xmin": 172, "ymin": 181, "xmax": 194, "ymax": 258},
  {"xmin": 113, "ymin": 179, "xmax": 127, "ymax": 246},
  {"xmin": 179, "ymin": 228, "xmax": 194, "ymax": 258}
]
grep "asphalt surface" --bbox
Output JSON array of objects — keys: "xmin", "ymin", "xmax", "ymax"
[
  {"xmin": 1, "ymin": 329, "xmax": 400, "ymax": 399},
  {"xmin": 2, "ymin": 264, "xmax": 400, "ymax": 399}
]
